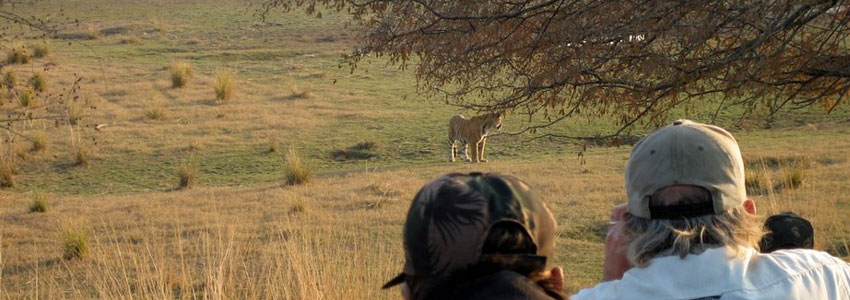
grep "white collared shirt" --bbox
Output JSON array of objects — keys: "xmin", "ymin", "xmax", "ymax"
[{"xmin": 572, "ymin": 246, "xmax": 850, "ymax": 300}]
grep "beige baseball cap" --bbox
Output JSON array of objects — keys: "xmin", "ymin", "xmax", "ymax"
[{"xmin": 626, "ymin": 120, "xmax": 746, "ymax": 219}]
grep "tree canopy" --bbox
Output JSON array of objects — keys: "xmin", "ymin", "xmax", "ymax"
[{"xmin": 261, "ymin": 0, "xmax": 849, "ymax": 137}]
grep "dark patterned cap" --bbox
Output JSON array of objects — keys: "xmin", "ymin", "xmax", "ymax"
[
  {"xmin": 759, "ymin": 212, "xmax": 814, "ymax": 253},
  {"xmin": 382, "ymin": 172, "xmax": 557, "ymax": 292}
]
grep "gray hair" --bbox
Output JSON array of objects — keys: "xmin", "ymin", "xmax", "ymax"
[{"xmin": 624, "ymin": 186, "xmax": 764, "ymax": 267}]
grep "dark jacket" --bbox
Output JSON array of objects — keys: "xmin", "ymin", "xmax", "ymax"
[{"xmin": 442, "ymin": 270, "xmax": 563, "ymax": 300}]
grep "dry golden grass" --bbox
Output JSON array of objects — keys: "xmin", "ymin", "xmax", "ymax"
[{"xmin": 1, "ymin": 142, "xmax": 848, "ymax": 298}]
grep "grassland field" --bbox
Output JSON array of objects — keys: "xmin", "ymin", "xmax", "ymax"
[{"xmin": 0, "ymin": 0, "xmax": 849, "ymax": 298}]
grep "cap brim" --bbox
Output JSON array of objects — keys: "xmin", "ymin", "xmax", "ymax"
[{"xmin": 381, "ymin": 273, "xmax": 406, "ymax": 289}]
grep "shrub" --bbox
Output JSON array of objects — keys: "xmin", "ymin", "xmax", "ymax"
[
  {"xmin": 32, "ymin": 41, "xmax": 50, "ymax": 58},
  {"xmin": 31, "ymin": 72, "xmax": 47, "ymax": 92},
  {"xmin": 284, "ymin": 148, "xmax": 313, "ymax": 185},
  {"xmin": 177, "ymin": 163, "xmax": 196, "ymax": 189},
  {"xmin": 31, "ymin": 131, "xmax": 48, "ymax": 152},
  {"xmin": 170, "ymin": 61, "xmax": 194, "ymax": 88},
  {"xmin": 3, "ymin": 70, "xmax": 16, "ymax": 88},
  {"xmin": 213, "ymin": 70, "xmax": 233, "ymax": 101},
  {"xmin": 62, "ymin": 226, "xmax": 89, "ymax": 260},
  {"xmin": 29, "ymin": 195, "xmax": 47, "ymax": 213},
  {"xmin": 0, "ymin": 158, "xmax": 15, "ymax": 188},
  {"xmin": 6, "ymin": 45, "xmax": 30, "ymax": 64},
  {"xmin": 75, "ymin": 146, "xmax": 90, "ymax": 166},
  {"xmin": 19, "ymin": 89, "xmax": 35, "ymax": 108}
]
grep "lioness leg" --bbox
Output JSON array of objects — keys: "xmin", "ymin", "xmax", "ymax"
[
  {"xmin": 478, "ymin": 137, "xmax": 488, "ymax": 162},
  {"xmin": 471, "ymin": 140, "xmax": 481, "ymax": 163},
  {"xmin": 448, "ymin": 139, "xmax": 456, "ymax": 162}
]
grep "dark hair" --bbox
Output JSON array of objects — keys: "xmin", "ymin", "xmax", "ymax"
[{"xmin": 414, "ymin": 222, "xmax": 563, "ymax": 300}]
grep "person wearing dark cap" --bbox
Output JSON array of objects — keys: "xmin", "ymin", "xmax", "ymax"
[
  {"xmin": 573, "ymin": 120, "xmax": 850, "ymax": 299},
  {"xmin": 760, "ymin": 211, "xmax": 815, "ymax": 253},
  {"xmin": 383, "ymin": 172, "xmax": 566, "ymax": 300}
]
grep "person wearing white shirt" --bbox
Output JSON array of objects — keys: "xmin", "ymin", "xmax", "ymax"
[{"xmin": 573, "ymin": 120, "xmax": 850, "ymax": 300}]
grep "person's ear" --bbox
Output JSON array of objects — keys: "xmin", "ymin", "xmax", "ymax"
[
  {"xmin": 743, "ymin": 198, "xmax": 756, "ymax": 215},
  {"xmin": 548, "ymin": 266, "xmax": 564, "ymax": 292},
  {"xmin": 401, "ymin": 282, "xmax": 412, "ymax": 300}
]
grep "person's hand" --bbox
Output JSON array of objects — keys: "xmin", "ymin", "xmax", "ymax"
[
  {"xmin": 602, "ymin": 204, "xmax": 630, "ymax": 282},
  {"xmin": 544, "ymin": 266, "xmax": 564, "ymax": 292}
]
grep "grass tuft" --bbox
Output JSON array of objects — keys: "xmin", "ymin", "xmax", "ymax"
[
  {"xmin": 6, "ymin": 44, "xmax": 31, "ymax": 64},
  {"xmin": 29, "ymin": 195, "xmax": 47, "ymax": 213},
  {"xmin": 74, "ymin": 146, "xmax": 90, "ymax": 166},
  {"xmin": 87, "ymin": 26, "xmax": 102, "ymax": 40},
  {"xmin": 284, "ymin": 148, "xmax": 313, "ymax": 185},
  {"xmin": 267, "ymin": 137, "xmax": 279, "ymax": 153},
  {"xmin": 289, "ymin": 197, "xmax": 309, "ymax": 213},
  {"xmin": 288, "ymin": 82, "xmax": 313, "ymax": 99},
  {"xmin": 0, "ymin": 157, "xmax": 15, "ymax": 188},
  {"xmin": 119, "ymin": 36, "xmax": 142, "ymax": 44},
  {"xmin": 145, "ymin": 103, "xmax": 165, "ymax": 120},
  {"xmin": 213, "ymin": 70, "xmax": 234, "ymax": 101},
  {"xmin": 68, "ymin": 101, "xmax": 83, "ymax": 125},
  {"xmin": 31, "ymin": 72, "xmax": 47, "ymax": 92},
  {"xmin": 32, "ymin": 41, "xmax": 50, "ymax": 58},
  {"xmin": 331, "ymin": 140, "xmax": 379, "ymax": 161},
  {"xmin": 782, "ymin": 168, "xmax": 805, "ymax": 190},
  {"xmin": 745, "ymin": 169, "xmax": 768, "ymax": 195},
  {"xmin": 3, "ymin": 70, "xmax": 16, "ymax": 88},
  {"xmin": 170, "ymin": 61, "xmax": 194, "ymax": 88},
  {"xmin": 62, "ymin": 226, "xmax": 89, "ymax": 260},
  {"xmin": 177, "ymin": 163, "xmax": 197, "ymax": 189},
  {"xmin": 30, "ymin": 131, "xmax": 48, "ymax": 152},
  {"xmin": 19, "ymin": 89, "xmax": 35, "ymax": 108}
]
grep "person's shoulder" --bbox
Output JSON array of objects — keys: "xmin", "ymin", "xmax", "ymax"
[{"xmin": 760, "ymin": 248, "xmax": 850, "ymax": 272}]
